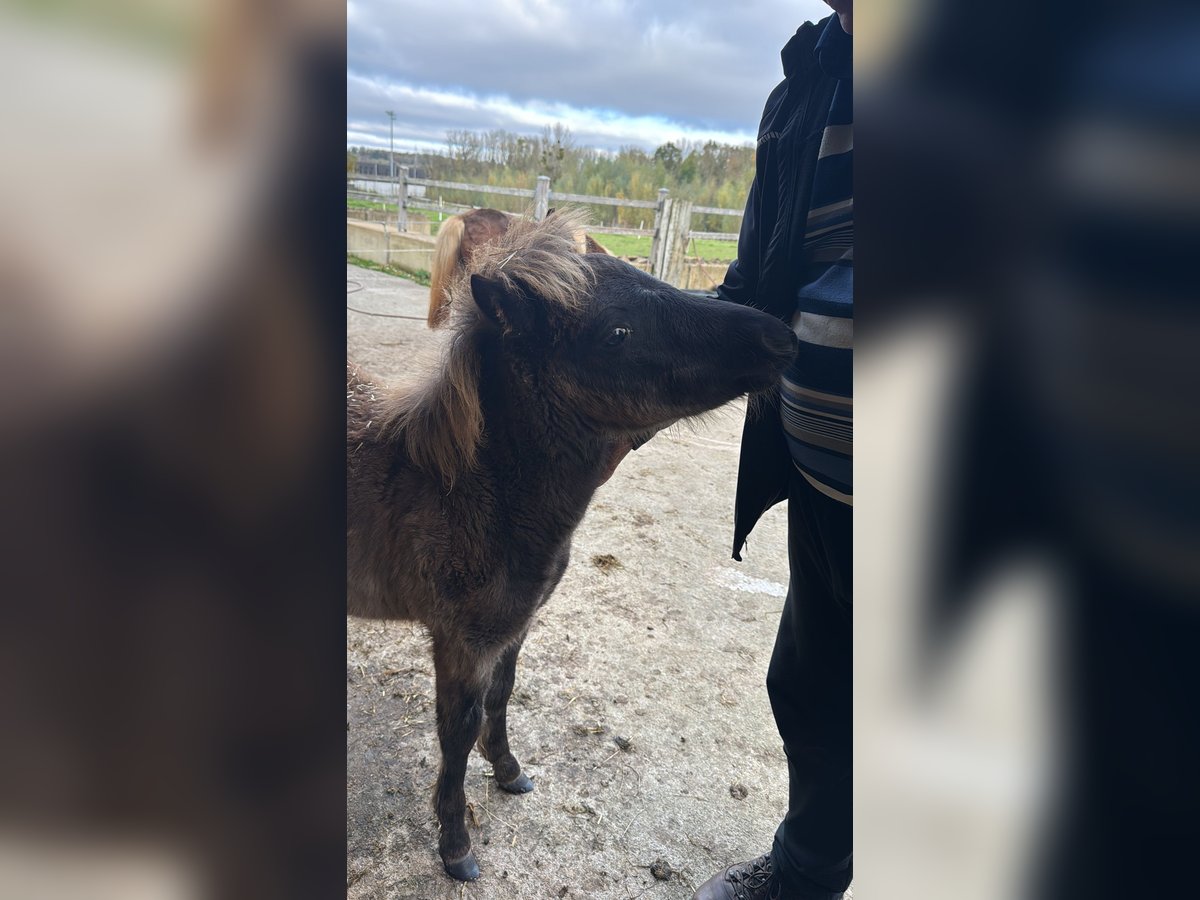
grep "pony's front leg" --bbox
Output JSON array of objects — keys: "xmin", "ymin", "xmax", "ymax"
[
  {"xmin": 431, "ymin": 638, "xmax": 487, "ymax": 881},
  {"xmin": 478, "ymin": 636, "xmax": 534, "ymax": 793}
]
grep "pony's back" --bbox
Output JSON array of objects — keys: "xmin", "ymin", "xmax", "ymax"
[{"xmin": 428, "ymin": 209, "xmax": 514, "ymax": 329}]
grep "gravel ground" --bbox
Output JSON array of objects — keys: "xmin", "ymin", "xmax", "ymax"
[{"xmin": 346, "ymin": 264, "xmax": 803, "ymax": 900}]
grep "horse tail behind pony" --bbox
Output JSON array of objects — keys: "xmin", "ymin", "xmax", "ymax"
[
  {"xmin": 428, "ymin": 214, "xmax": 466, "ymax": 328},
  {"xmin": 583, "ymin": 234, "xmax": 613, "ymax": 256}
]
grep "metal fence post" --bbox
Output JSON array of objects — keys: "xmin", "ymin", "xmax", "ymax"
[
  {"xmin": 397, "ymin": 166, "xmax": 409, "ymax": 232},
  {"xmin": 533, "ymin": 175, "xmax": 551, "ymax": 220}
]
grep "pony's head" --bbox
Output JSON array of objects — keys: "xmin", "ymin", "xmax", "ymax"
[
  {"xmin": 460, "ymin": 208, "xmax": 797, "ymax": 440},
  {"xmin": 392, "ymin": 209, "xmax": 796, "ymax": 486}
]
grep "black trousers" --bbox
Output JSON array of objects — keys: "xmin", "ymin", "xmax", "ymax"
[{"xmin": 768, "ymin": 469, "xmax": 853, "ymax": 899}]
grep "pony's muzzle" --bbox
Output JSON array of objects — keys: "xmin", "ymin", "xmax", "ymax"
[{"xmin": 760, "ymin": 322, "xmax": 799, "ymax": 365}]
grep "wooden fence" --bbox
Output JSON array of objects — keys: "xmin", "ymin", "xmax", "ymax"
[{"xmin": 348, "ymin": 169, "xmax": 743, "ymax": 285}]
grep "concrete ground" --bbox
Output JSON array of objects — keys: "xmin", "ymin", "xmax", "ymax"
[{"xmin": 346, "ymin": 265, "xmax": 812, "ymax": 900}]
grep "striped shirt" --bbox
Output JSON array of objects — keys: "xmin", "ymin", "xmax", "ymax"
[{"xmin": 781, "ymin": 16, "xmax": 852, "ymax": 505}]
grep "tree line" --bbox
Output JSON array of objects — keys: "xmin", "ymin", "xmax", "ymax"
[{"xmin": 347, "ymin": 125, "xmax": 755, "ymax": 233}]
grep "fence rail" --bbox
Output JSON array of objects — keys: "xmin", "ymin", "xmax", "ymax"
[
  {"xmin": 408, "ymin": 177, "xmax": 536, "ymax": 199},
  {"xmin": 347, "ymin": 168, "xmax": 742, "ymax": 284},
  {"xmin": 406, "ymin": 198, "xmax": 475, "ymax": 215},
  {"xmin": 687, "ymin": 231, "xmax": 740, "ymax": 242},
  {"xmin": 584, "ymin": 225, "xmax": 658, "ymax": 237},
  {"xmin": 693, "ymin": 204, "xmax": 744, "ymax": 216},
  {"xmin": 547, "ymin": 190, "xmax": 659, "ymax": 210}
]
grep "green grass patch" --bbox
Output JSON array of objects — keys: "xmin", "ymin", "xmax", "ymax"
[
  {"xmin": 347, "ymin": 197, "xmax": 390, "ymax": 211},
  {"xmin": 593, "ymin": 233, "xmax": 738, "ymax": 262},
  {"xmin": 687, "ymin": 238, "xmax": 739, "ymax": 262},
  {"xmin": 347, "ymin": 255, "xmax": 431, "ymax": 287},
  {"xmin": 424, "ymin": 216, "xmax": 452, "ymax": 236},
  {"xmin": 347, "ymin": 200, "xmax": 453, "ymax": 236},
  {"xmin": 591, "ymin": 233, "xmax": 649, "ymax": 258},
  {"xmin": 409, "ymin": 210, "xmax": 460, "ymax": 235}
]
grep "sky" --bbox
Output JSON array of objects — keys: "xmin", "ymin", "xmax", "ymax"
[{"xmin": 347, "ymin": 0, "xmax": 833, "ymax": 156}]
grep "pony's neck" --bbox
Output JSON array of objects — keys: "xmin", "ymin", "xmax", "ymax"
[{"xmin": 477, "ymin": 339, "xmax": 609, "ymax": 501}]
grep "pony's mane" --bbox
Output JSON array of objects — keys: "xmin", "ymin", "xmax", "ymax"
[
  {"xmin": 450, "ymin": 206, "xmax": 595, "ymax": 316},
  {"xmin": 381, "ymin": 207, "xmax": 595, "ymax": 486}
]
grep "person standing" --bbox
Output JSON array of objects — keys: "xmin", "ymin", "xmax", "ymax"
[{"xmin": 693, "ymin": 4, "xmax": 852, "ymax": 899}]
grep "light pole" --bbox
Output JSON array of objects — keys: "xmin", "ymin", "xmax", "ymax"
[{"xmin": 385, "ymin": 110, "xmax": 396, "ymax": 197}]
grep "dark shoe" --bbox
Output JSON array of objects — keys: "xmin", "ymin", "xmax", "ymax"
[{"xmin": 692, "ymin": 853, "xmax": 780, "ymax": 900}]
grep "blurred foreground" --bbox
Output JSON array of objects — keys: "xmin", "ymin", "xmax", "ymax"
[
  {"xmin": 1, "ymin": 1, "xmax": 1197, "ymax": 898},
  {"xmin": 857, "ymin": 1, "xmax": 1200, "ymax": 897},
  {"xmin": 0, "ymin": 2, "xmax": 345, "ymax": 899}
]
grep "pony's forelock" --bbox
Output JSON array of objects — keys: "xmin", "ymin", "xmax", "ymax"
[
  {"xmin": 444, "ymin": 206, "xmax": 595, "ymax": 323},
  {"xmin": 382, "ymin": 209, "xmax": 596, "ymax": 487}
]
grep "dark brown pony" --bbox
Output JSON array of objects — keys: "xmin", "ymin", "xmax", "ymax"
[
  {"xmin": 427, "ymin": 207, "xmax": 610, "ymax": 328},
  {"xmin": 347, "ymin": 209, "xmax": 796, "ymax": 881}
]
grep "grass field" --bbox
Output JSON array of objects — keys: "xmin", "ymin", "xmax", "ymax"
[
  {"xmin": 346, "ymin": 197, "xmax": 389, "ymax": 211},
  {"xmin": 594, "ymin": 232, "xmax": 738, "ymax": 262},
  {"xmin": 347, "ymin": 254, "xmax": 430, "ymax": 286},
  {"xmin": 346, "ymin": 199, "xmax": 454, "ymax": 236},
  {"xmin": 345, "ymin": 199, "xmax": 736, "ymax": 260}
]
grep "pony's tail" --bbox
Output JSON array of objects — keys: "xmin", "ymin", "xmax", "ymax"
[{"xmin": 428, "ymin": 214, "xmax": 465, "ymax": 328}]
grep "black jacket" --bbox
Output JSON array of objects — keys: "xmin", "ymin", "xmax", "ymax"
[{"xmin": 717, "ymin": 17, "xmax": 839, "ymax": 560}]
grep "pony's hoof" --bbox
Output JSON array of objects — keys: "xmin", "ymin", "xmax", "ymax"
[
  {"xmin": 498, "ymin": 771, "xmax": 534, "ymax": 794},
  {"xmin": 443, "ymin": 852, "xmax": 480, "ymax": 881}
]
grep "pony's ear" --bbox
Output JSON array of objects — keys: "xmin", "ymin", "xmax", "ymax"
[{"xmin": 470, "ymin": 273, "xmax": 530, "ymax": 333}]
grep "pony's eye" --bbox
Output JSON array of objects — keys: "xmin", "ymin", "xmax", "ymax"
[{"xmin": 605, "ymin": 326, "xmax": 632, "ymax": 347}]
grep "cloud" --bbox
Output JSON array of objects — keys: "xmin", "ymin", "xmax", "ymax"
[
  {"xmin": 347, "ymin": 0, "xmax": 832, "ymax": 152},
  {"xmin": 346, "ymin": 73, "xmax": 760, "ymax": 155}
]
